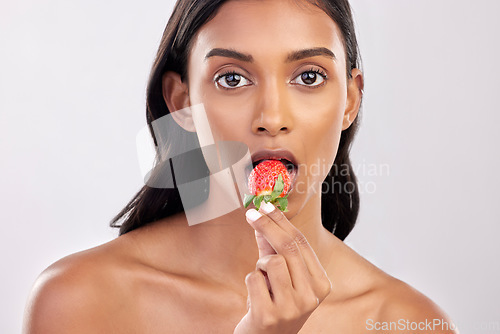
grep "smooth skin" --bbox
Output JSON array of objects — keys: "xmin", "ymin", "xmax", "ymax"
[{"xmin": 23, "ymin": 0, "xmax": 457, "ymax": 333}]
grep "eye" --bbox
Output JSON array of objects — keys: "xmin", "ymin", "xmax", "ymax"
[
  {"xmin": 214, "ymin": 71, "xmax": 252, "ymax": 90},
  {"xmin": 291, "ymin": 68, "xmax": 328, "ymax": 87}
]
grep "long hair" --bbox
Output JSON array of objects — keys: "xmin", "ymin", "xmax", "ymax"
[{"xmin": 110, "ymin": 0, "xmax": 363, "ymax": 240}]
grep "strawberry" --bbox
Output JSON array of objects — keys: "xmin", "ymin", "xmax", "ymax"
[{"xmin": 243, "ymin": 160, "xmax": 291, "ymax": 212}]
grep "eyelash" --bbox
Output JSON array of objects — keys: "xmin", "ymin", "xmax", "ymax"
[
  {"xmin": 216, "ymin": 70, "xmax": 245, "ymax": 89},
  {"xmin": 305, "ymin": 67, "xmax": 328, "ymax": 79},
  {"xmin": 214, "ymin": 67, "xmax": 328, "ymax": 90},
  {"xmin": 300, "ymin": 67, "xmax": 328, "ymax": 88}
]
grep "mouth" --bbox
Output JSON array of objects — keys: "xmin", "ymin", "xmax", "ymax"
[{"xmin": 249, "ymin": 149, "xmax": 299, "ymax": 191}]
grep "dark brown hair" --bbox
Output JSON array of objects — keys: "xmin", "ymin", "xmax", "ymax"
[{"xmin": 110, "ymin": 0, "xmax": 363, "ymax": 241}]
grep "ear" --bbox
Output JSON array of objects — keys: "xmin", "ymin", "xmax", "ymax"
[
  {"xmin": 342, "ymin": 68, "xmax": 364, "ymax": 130},
  {"xmin": 162, "ymin": 71, "xmax": 195, "ymax": 132}
]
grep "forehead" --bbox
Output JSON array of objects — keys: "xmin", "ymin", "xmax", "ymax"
[{"xmin": 189, "ymin": 0, "xmax": 346, "ymax": 67}]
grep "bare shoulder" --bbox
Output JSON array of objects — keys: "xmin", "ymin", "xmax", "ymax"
[
  {"xmin": 317, "ymin": 238, "xmax": 458, "ymax": 333},
  {"xmin": 22, "ymin": 236, "xmax": 138, "ymax": 334},
  {"xmin": 370, "ymin": 277, "xmax": 458, "ymax": 333}
]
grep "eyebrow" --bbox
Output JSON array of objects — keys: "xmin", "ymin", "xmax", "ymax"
[{"xmin": 204, "ymin": 47, "xmax": 336, "ymax": 63}]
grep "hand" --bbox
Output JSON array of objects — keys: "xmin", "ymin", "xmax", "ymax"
[{"xmin": 234, "ymin": 201, "xmax": 332, "ymax": 334}]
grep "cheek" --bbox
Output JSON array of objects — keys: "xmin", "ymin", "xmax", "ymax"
[
  {"xmin": 293, "ymin": 92, "xmax": 345, "ymax": 174},
  {"xmin": 317, "ymin": 119, "xmax": 342, "ymax": 170},
  {"xmin": 189, "ymin": 87, "xmax": 253, "ymax": 142},
  {"xmin": 210, "ymin": 107, "xmax": 252, "ymax": 142}
]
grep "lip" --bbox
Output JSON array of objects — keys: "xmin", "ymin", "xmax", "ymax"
[{"xmin": 251, "ymin": 149, "xmax": 298, "ymax": 167}]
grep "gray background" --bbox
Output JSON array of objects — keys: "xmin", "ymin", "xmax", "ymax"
[{"xmin": 1, "ymin": 0, "xmax": 499, "ymax": 333}]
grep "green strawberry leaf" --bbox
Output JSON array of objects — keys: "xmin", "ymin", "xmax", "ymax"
[
  {"xmin": 263, "ymin": 195, "xmax": 272, "ymax": 202},
  {"xmin": 275, "ymin": 197, "xmax": 288, "ymax": 212},
  {"xmin": 253, "ymin": 195, "xmax": 264, "ymax": 210},
  {"xmin": 270, "ymin": 175, "xmax": 284, "ymax": 201},
  {"xmin": 244, "ymin": 194, "xmax": 256, "ymax": 208}
]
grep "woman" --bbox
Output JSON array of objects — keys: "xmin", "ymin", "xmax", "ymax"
[{"xmin": 23, "ymin": 0, "xmax": 457, "ymax": 333}]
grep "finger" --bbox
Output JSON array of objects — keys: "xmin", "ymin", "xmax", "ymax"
[
  {"xmin": 247, "ymin": 210, "xmax": 277, "ymax": 257},
  {"xmin": 256, "ymin": 254, "xmax": 293, "ymax": 303},
  {"xmin": 259, "ymin": 202, "xmax": 333, "ymax": 300},
  {"xmin": 259, "ymin": 201, "xmax": 330, "ymax": 282},
  {"xmin": 245, "ymin": 270, "xmax": 273, "ymax": 311},
  {"xmin": 255, "ymin": 230, "xmax": 276, "ymax": 258},
  {"xmin": 245, "ymin": 208, "xmax": 310, "ymax": 291},
  {"xmin": 258, "ymin": 202, "xmax": 332, "ymax": 301}
]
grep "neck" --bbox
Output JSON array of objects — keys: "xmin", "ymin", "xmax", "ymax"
[{"xmin": 138, "ymin": 194, "xmax": 334, "ymax": 296}]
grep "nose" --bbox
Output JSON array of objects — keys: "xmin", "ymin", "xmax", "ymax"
[{"xmin": 252, "ymin": 80, "xmax": 293, "ymax": 136}]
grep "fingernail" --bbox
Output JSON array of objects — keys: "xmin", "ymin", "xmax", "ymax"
[
  {"xmin": 260, "ymin": 201, "xmax": 275, "ymax": 214},
  {"xmin": 246, "ymin": 209, "xmax": 262, "ymax": 223}
]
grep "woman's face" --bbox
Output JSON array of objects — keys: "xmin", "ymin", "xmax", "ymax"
[{"xmin": 183, "ymin": 0, "xmax": 362, "ymax": 212}]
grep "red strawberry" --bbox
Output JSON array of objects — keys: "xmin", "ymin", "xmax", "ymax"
[{"xmin": 243, "ymin": 160, "xmax": 291, "ymax": 212}]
